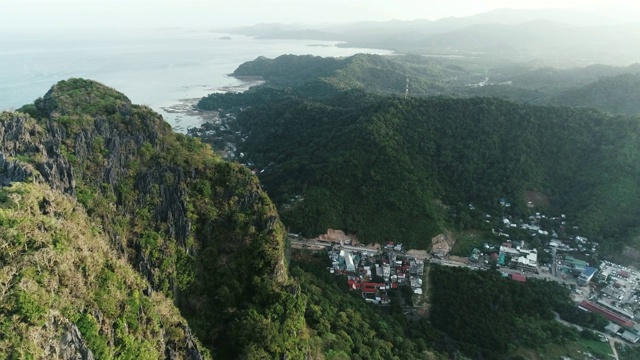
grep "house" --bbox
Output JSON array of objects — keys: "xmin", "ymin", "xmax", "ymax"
[
  {"xmin": 469, "ymin": 248, "xmax": 481, "ymax": 263},
  {"xmin": 510, "ymin": 273, "xmax": 527, "ymax": 283},
  {"xmin": 512, "ymin": 249, "xmax": 538, "ymax": 273},
  {"xmin": 340, "ymin": 250, "xmax": 356, "ymax": 272},
  {"xmin": 549, "ymin": 240, "xmax": 563, "ymax": 248},
  {"xmin": 500, "ymin": 245, "xmax": 520, "ymax": 257},
  {"xmin": 382, "ymin": 264, "xmax": 391, "ymax": 281}
]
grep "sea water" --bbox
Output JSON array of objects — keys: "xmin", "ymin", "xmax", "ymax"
[{"xmin": 0, "ymin": 29, "xmax": 390, "ymax": 132}]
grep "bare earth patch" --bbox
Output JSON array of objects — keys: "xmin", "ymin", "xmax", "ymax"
[
  {"xmin": 430, "ymin": 233, "xmax": 455, "ymax": 256},
  {"xmin": 523, "ymin": 190, "xmax": 550, "ymax": 207}
]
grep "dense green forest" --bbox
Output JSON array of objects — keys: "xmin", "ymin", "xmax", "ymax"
[
  {"xmin": 225, "ymin": 53, "xmax": 483, "ymax": 98},
  {"xmin": 429, "ymin": 266, "xmax": 607, "ymax": 359},
  {"xmin": 198, "ymin": 87, "xmax": 640, "ymax": 253}
]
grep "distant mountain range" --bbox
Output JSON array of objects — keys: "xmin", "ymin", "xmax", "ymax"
[{"xmin": 227, "ymin": 8, "xmax": 640, "ymax": 66}]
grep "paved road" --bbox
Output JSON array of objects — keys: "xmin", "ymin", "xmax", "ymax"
[{"xmin": 290, "ymin": 239, "xmax": 382, "ymax": 254}]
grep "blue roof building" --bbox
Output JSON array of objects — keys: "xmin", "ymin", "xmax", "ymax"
[{"xmin": 578, "ymin": 266, "xmax": 598, "ymax": 286}]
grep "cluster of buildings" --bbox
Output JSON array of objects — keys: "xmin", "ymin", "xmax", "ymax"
[
  {"xmin": 467, "ymin": 241, "xmax": 539, "ymax": 274},
  {"xmin": 574, "ymin": 260, "xmax": 640, "ymax": 344},
  {"xmin": 463, "ymin": 200, "xmax": 640, "ymax": 344},
  {"xmin": 329, "ymin": 242, "xmax": 425, "ymax": 305},
  {"xmin": 497, "ymin": 242, "xmax": 539, "ymax": 273}
]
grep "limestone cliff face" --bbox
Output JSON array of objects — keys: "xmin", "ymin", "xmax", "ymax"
[
  {"xmin": 0, "ymin": 181, "xmax": 210, "ymax": 359},
  {"xmin": 0, "ymin": 79, "xmax": 300, "ymax": 358},
  {"xmin": 0, "ymin": 113, "xmax": 74, "ymax": 193}
]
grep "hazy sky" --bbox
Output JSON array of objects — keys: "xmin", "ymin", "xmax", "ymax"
[{"xmin": 2, "ymin": 0, "xmax": 639, "ymax": 31}]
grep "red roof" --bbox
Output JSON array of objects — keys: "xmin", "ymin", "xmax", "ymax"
[
  {"xmin": 362, "ymin": 288, "xmax": 377, "ymax": 294},
  {"xmin": 362, "ymin": 282, "xmax": 386, "ymax": 289},
  {"xmin": 510, "ymin": 273, "xmax": 527, "ymax": 283},
  {"xmin": 618, "ymin": 270, "xmax": 630, "ymax": 278},
  {"xmin": 391, "ymin": 282, "xmax": 398, "ymax": 289},
  {"xmin": 579, "ymin": 300, "xmax": 634, "ymax": 328}
]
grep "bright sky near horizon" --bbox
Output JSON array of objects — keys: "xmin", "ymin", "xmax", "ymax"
[{"xmin": 1, "ymin": 0, "xmax": 639, "ymax": 30}]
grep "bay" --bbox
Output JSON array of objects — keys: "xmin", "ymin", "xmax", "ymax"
[{"xmin": 0, "ymin": 29, "xmax": 390, "ymax": 132}]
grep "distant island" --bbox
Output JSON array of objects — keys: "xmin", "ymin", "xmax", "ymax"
[{"xmin": 218, "ymin": 35, "xmax": 232, "ymax": 40}]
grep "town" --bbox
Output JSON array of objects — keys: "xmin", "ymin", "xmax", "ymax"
[
  {"xmin": 292, "ymin": 197, "xmax": 640, "ymax": 350},
  {"xmin": 327, "ymin": 240, "xmax": 425, "ymax": 305}
]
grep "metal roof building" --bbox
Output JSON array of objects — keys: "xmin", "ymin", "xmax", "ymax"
[
  {"xmin": 605, "ymin": 323, "xmax": 622, "ymax": 334},
  {"xmin": 621, "ymin": 331, "xmax": 640, "ymax": 344},
  {"xmin": 579, "ymin": 300, "xmax": 635, "ymax": 328}
]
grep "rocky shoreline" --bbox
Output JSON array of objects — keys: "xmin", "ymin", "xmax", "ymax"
[{"xmin": 160, "ymin": 77, "xmax": 264, "ymax": 132}]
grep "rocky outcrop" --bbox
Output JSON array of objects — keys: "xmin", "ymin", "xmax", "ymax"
[
  {"xmin": 59, "ymin": 324, "xmax": 95, "ymax": 360},
  {"xmin": 0, "ymin": 86, "xmax": 211, "ymax": 358},
  {"xmin": 0, "ymin": 154, "xmax": 31, "ymax": 187},
  {"xmin": 1, "ymin": 79, "xmax": 295, "ymax": 357},
  {"xmin": 0, "ymin": 114, "xmax": 75, "ymax": 194},
  {"xmin": 165, "ymin": 324, "xmax": 206, "ymax": 360}
]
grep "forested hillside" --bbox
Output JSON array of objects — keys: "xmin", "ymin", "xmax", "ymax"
[
  {"xmin": 200, "ymin": 54, "xmax": 640, "ymax": 116},
  {"xmin": 428, "ymin": 266, "xmax": 607, "ymax": 359},
  {"xmin": 197, "ymin": 68, "xmax": 640, "ymax": 255},
  {"xmin": 227, "ymin": 53, "xmax": 482, "ymax": 97},
  {"xmin": 553, "ymin": 73, "xmax": 640, "ymax": 115}
]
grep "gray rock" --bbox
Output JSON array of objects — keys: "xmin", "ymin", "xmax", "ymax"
[{"xmin": 60, "ymin": 324, "xmax": 95, "ymax": 360}]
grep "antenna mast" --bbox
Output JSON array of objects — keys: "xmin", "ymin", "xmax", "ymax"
[{"xmin": 405, "ymin": 77, "xmax": 409, "ymax": 98}]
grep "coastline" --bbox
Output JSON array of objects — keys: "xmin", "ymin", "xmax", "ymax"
[
  {"xmin": 160, "ymin": 76, "xmax": 265, "ymax": 133},
  {"xmin": 218, "ymin": 76, "xmax": 265, "ymax": 93}
]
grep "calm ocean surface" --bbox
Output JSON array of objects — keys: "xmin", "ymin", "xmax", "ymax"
[{"xmin": 0, "ymin": 29, "xmax": 390, "ymax": 132}]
